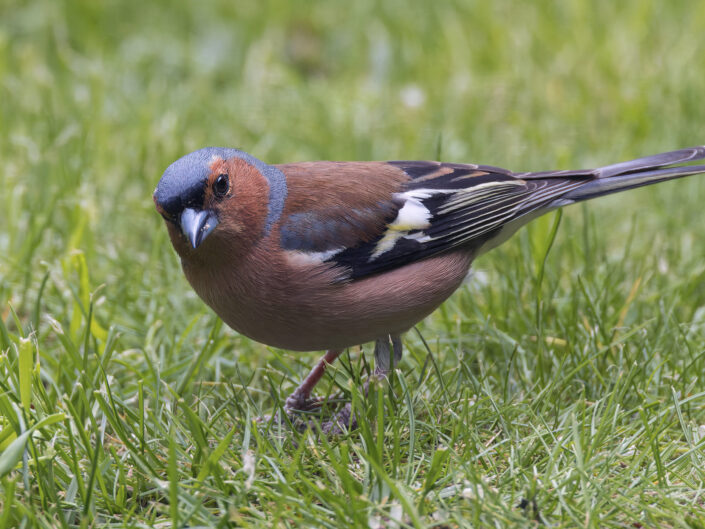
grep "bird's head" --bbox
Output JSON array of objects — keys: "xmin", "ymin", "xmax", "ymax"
[{"xmin": 154, "ymin": 147, "xmax": 287, "ymax": 257}]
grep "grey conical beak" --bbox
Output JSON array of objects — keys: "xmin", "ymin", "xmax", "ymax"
[{"xmin": 180, "ymin": 208, "xmax": 218, "ymax": 249}]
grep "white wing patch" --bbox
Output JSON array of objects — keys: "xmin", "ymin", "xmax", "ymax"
[
  {"xmin": 369, "ymin": 189, "xmax": 447, "ymax": 260},
  {"xmin": 368, "ymin": 181, "xmax": 532, "ymax": 262},
  {"xmin": 393, "ymin": 195, "xmax": 432, "ymax": 229}
]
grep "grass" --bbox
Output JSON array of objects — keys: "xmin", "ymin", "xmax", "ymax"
[{"xmin": 2, "ymin": 0, "xmax": 705, "ymax": 527}]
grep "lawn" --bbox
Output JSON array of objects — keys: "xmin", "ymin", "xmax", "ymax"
[{"xmin": 2, "ymin": 0, "xmax": 705, "ymax": 527}]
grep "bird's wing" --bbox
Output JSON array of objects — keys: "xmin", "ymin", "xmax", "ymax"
[
  {"xmin": 325, "ymin": 161, "xmax": 584, "ymax": 280},
  {"xmin": 279, "ymin": 147, "xmax": 705, "ymax": 282}
]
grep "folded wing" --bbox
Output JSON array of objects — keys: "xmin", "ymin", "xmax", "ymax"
[
  {"xmin": 329, "ymin": 162, "xmax": 584, "ymax": 279},
  {"xmin": 280, "ymin": 147, "xmax": 705, "ymax": 282}
]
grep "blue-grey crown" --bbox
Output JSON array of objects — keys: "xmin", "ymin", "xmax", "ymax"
[{"xmin": 155, "ymin": 147, "xmax": 287, "ymax": 235}]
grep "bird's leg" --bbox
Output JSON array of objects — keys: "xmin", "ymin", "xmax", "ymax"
[
  {"xmin": 323, "ymin": 335, "xmax": 403, "ymax": 434},
  {"xmin": 374, "ymin": 334, "xmax": 403, "ymax": 377},
  {"xmin": 285, "ymin": 349, "xmax": 342, "ymax": 412}
]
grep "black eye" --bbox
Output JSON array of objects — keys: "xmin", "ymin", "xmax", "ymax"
[{"xmin": 213, "ymin": 173, "xmax": 230, "ymax": 198}]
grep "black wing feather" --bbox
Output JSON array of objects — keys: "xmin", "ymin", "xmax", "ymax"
[
  {"xmin": 327, "ymin": 147, "xmax": 705, "ymax": 281},
  {"xmin": 329, "ymin": 162, "xmax": 582, "ymax": 280}
]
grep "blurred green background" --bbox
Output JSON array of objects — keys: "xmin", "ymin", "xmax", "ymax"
[{"xmin": 2, "ymin": 0, "xmax": 705, "ymax": 527}]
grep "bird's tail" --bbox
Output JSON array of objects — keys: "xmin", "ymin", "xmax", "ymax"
[{"xmin": 522, "ymin": 146, "xmax": 705, "ymax": 206}]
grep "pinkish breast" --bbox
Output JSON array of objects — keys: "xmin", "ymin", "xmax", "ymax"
[{"xmin": 183, "ymin": 245, "xmax": 475, "ymax": 352}]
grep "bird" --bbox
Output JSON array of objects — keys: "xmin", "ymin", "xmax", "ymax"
[{"xmin": 154, "ymin": 145, "xmax": 705, "ymax": 432}]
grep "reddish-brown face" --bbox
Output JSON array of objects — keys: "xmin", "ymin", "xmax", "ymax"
[
  {"xmin": 154, "ymin": 148, "xmax": 275, "ymax": 261},
  {"xmin": 204, "ymin": 157, "xmax": 270, "ymax": 248}
]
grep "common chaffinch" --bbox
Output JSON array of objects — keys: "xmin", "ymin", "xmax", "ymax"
[{"xmin": 154, "ymin": 146, "xmax": 705, "ymax": 431}]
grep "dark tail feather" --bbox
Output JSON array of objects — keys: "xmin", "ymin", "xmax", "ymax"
[
  {"xmin": 561, "ymin": 163, "xmax": 705, "ymax": 202},
  {"xmin": 592, "ymin": 145, "xmax": 705, "ymax": 178},
  {"xmin": 523, "ymin": 146, "xmax": 705, "ymax": 205}
]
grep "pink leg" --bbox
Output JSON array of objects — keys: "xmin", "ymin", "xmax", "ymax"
[
  {"xmin": 285, "ymin": 350, "xmax": 342, "ymax": 411},
  {"xmin": 322, "ymin": 335, "xmax": 403, "ymax": 434}
]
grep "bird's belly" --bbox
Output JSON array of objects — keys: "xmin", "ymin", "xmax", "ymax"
[{"xmin": 189, "ymin": 250, "xmax": 474, "ymax": 352}]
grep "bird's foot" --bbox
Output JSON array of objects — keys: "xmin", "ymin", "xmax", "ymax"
[
  {"xmin": 257, "ymin": 397, "xmax": 322, "ymax": 432},
  {"xmin": 259, "ymin": 391, "xmax": 347, "ymax": 433},
  {"xmin": 285, "ymin": 388, "xmax": 326, "ymax": 412},
  {"xmin": 320, "ymin": 402, "xmax": 356, "ymax": 435},
  {"xmin": 320, "ymin": 373, "xmax": 389, "ymax": 434},
  {"xmin": 260, "ymin": 338, "xmax": 400, "ymax": 435}
]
